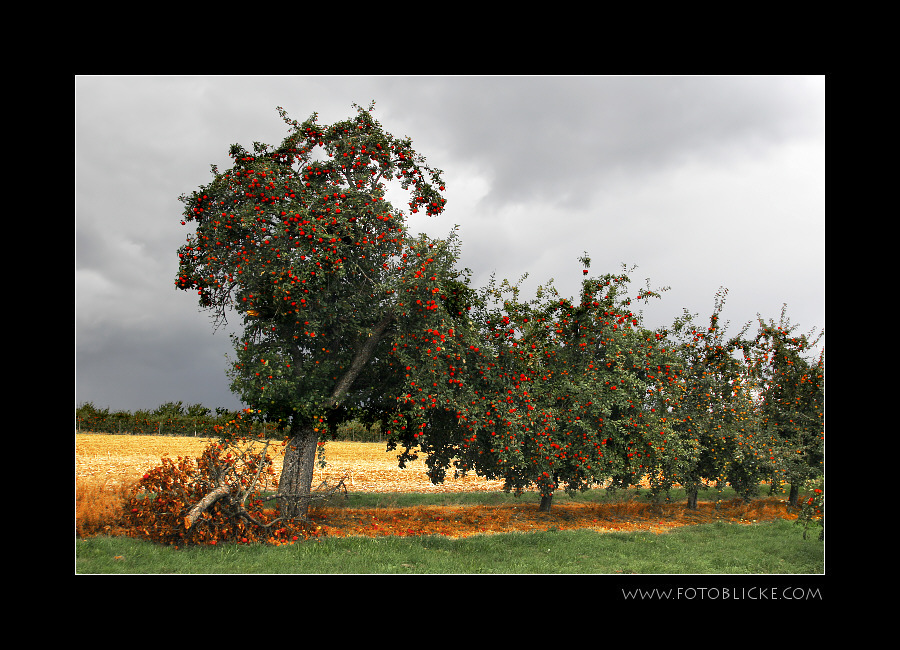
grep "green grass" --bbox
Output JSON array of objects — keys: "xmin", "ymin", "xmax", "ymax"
[{"xmin": 76, "ymin": 518, "xmax": 823, "ymax": 575}]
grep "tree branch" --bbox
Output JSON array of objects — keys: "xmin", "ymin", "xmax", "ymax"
[
  {"xmin": 183, "ymin": 483, "xmax": 231, "ymax": 530},
  {"xmin": 240, "ymin": 440, "xmax": 273, "ymax": 508},
  {"xmin": 327, "ymin": 312, "xmax": 394, "ymax": 409}
]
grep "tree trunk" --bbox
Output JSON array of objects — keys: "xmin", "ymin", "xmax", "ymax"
[
  {"xmin": 686, "ymin": 488, "xmax": 698, "ymax": 510},
  {"xmin": 277, "ymin": 422, "xmax": 320, "ymax": 520},
  {"xmin": 539, "ymin": 493, "xmax": 553, "ymax": 512},
  {"xmin": 788, "ymin": 483, "xmax": 799, "ymax": 507}
]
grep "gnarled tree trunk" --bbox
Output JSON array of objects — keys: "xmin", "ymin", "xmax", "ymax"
[{"xmin": 277, "ymin": 422, "xmax": 320, "ymax": 520}]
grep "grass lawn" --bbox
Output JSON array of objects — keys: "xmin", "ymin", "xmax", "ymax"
[{"xmin": 76, "ymin": 517, "xmax": 823, "ymax": 575}]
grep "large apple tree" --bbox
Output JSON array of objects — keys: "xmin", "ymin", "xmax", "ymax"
[{"xmin": 175, "ymin": 102, "xmax": 462, "ymax": 519}]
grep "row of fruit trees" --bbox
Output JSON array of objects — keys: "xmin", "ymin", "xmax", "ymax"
[{"xmin": 114, "ymin": 101, "xmax": 824, "ymax": 546}]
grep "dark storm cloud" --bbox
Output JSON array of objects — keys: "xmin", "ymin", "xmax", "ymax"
[
  {"xmin": 367, "ymin": 76, "xmax": 823, "ymax": 212},
  {"xmin": 75, "ymin": 75, "xmax": 824, "ymax": 412}
]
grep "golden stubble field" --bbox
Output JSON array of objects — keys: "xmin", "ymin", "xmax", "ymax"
[
  {"xmin": 75, "ymin": 433, "xmax": 506, "ymax": 494},
  {"xmin": 75, "ymin": 432, "xmax": 799, "ymax": 539}
]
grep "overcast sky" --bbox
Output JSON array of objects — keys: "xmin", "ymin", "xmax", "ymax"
[{"xmin": 75, "ymin": 75, "xmax": 825, "ymax": 413}]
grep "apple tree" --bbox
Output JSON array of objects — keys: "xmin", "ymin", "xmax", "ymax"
[
  {"xmin": 386, "ymin": 256, "xmax": 688, "ymax": 512},
  {"xmin": 175, "ymin": 102, "xmax": 462, "ymax": 519},
  {"xmin": 744, "ymin": 306, "xmax": 824, "ymax": 506},
  {"xmin": 665, "ymin": 289, "xmax": 766, "ymax": 507}
]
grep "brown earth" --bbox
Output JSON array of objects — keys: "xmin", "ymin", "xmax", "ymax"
[{"xmin": 310, "ymin": 498, "xmax": 797, "ymax": 539}]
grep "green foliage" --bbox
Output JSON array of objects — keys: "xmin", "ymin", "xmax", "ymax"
[
  {"xmin": 176, "ymin": 101, "xmax": 451, "ymax": 443},
  {"xmin": 384, "ymin": 256, "xmax": 692, "ymax": 506},
  {"xmin": 380, "ymin": 261, "xmax": 824, "ymax": 519},
  {"xmin": 743, "ymin": 305, "xmax": 825, "ymax": 502},
  {"xmin": 664, "ymin": 289, "xmax": 766, "ymax": 504}
]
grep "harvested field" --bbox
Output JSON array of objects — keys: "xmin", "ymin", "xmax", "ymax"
[
  {"xmin": 74, "ymin": 433, "xmax": 505, "ymax": 493},
  {"xmin": 75, "ymin": 433, "xmax": 798, "ymax": 539}
]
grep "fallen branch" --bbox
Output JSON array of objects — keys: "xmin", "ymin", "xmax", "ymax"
[{"xmin": 183, "ymin": 483, "xmax": 231, "ymax": 529}]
